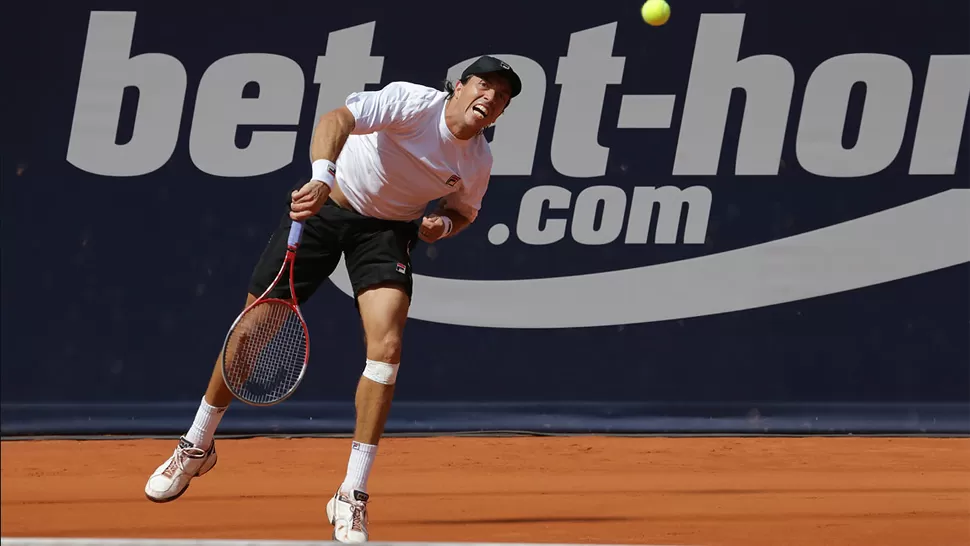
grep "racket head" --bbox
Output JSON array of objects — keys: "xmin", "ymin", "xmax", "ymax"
[{"xmin": 220, "ymin": 298, "xmax": 309, "ymax": 406}]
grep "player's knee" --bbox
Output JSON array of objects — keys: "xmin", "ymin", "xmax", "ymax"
[
  {"xmin": 362, "ymin": 333, "xmax": 401, "ymax": 385},
  {"xmin": 363, "ymin": 359, "xmax": 399, "ymax": 385},
  {"xmin": 367, "ymin": 332, "xmax": 402, "ymax": 364}
]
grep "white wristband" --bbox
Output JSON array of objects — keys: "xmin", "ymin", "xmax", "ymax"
[
  {"xmin": 311, "ymin": 159, "xmax": 336, "ymax": 189},
  {"xmin": 440, "ymin": 215, "xmax": 453, "ymax": 237}
]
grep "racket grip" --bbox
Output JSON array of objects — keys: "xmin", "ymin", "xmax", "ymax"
[{"xmin": 287, "ymin": 220, "xmax": 304, "ymax": 247}]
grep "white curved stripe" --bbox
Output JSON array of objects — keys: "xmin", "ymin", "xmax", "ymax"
[{"xmin": 329, "ymin": 189, "xmax": 970, "ymax": 328}]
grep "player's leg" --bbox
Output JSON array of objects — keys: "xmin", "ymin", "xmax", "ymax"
[
  {"xmin": 326, "ymin": 214, "xmax": 418, "ymax": 543},
  {"xmin": 201, "ymin": 302, "xmax": 257, "ymax": 408},
  {"xmin": 326, "ymin": 283, "xmax": 408, "ymax": 542},
  {"xmin": 175, "ymin": 291, "xmax": 258, "ymax": 456},
  {"xmin": 145, "ymin": 198, "xmax": 342, "ymax": 503},
  {"xmin": 346, "ymin": 281, "xmax": 410, "ymax": 466}
]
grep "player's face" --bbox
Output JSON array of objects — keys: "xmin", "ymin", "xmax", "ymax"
[{"xmin": 456, "ymin": 74, "xmax": 511, "ymax": 131}]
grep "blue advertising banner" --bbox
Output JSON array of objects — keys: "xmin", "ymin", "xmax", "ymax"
[{"xmin": 3, "ymin": 0, "xmax": 968, "ymax": 435}]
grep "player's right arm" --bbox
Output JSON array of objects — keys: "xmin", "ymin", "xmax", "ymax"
[
  {"xmin": 290, "ymin": 108, "xmax": 356, "ymax": 221},
  {"xmin": 310, "ymin": 106, "xmax": 356, "ymax": 166},
  {"xmin": 291, "ymin": 82, "xmax": 432, "ymax": 221}
]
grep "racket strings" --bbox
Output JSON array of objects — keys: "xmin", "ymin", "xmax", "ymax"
[{"xmin": 223, "ymin": 301, "xmax": 307, "ymax": 405}]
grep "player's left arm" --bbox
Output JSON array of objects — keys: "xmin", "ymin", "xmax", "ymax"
[
  {"xmin": 419, "ymin": 203, "xmax": 474, "ymax": 243},
  {"xmin": 420, "ymin": 171, "xmax": 489, "ymax": 242},
  {"xmin": 432, "ymin": 207, "xmax": 474, "ymax": 238},
  {"xmin": 437, "ymin": 168, "xmax": 491, "ymax": 238}
]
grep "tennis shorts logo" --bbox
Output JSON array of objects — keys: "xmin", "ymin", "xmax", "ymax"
[
  {"xmin": 445, "ymin": 174, "xmax": 461, "ymax": 187},
  {"xmin": 396, "ymin": 262, "xmax": 407, "ymax": 274}
]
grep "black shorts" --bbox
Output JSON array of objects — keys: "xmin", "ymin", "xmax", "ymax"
[{"xmin": 248, "ymin": 196, "xmax": 420, "ymax": 305}]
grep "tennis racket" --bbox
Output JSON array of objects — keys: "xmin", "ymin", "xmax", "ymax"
[{"xmin": 220, "ymin": 220, "xmax": 309, "ymax": 406}]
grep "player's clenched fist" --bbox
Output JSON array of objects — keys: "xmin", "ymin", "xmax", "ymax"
[
  {"xmin": 289, "ymin": 180, "xmax": 331, "ymax": 221},
  {"xmin": 419, "ymin": 214, "xmax": 449, "ymax": 243}
]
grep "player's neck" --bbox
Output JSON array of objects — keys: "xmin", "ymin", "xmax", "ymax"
[{"xmin": 444, "ymin": 99, "xmax": 478, "ymax": 141}]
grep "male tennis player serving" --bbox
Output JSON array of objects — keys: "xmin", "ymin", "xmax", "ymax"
[{"xmin": 144, "ymin": 56, "xmax": 521, "ymax": 543}]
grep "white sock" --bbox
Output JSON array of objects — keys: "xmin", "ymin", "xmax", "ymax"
[
  {"xmin": 184, "ymin": 397, "xmax": 226, "ymax": 450},
  {"xmin": 340, "ymin": 441, "xmax": 378, "ymax": 494}
]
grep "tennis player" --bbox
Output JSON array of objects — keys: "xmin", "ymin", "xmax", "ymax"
[{"xmin": 144, "ymin": 55, "xmax": 521, "ymax": 543}]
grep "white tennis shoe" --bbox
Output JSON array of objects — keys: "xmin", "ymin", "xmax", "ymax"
[
  {"xmin": 327, "ymin": 489, "xmax": 370, "ymax": 543},
  {"xmin": 144, "ymin": 436, "xmax": 218, "ymax": 502}
]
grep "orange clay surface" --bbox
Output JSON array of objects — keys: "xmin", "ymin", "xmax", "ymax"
[{"xmin": 2, "ymin": 437, "xmax": 969, "ymax": 546}]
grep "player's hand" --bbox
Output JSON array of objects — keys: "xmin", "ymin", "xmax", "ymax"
[
  {"xmin": 289, "ymin": 180, "xmax": 331, "ymax": 221},
  {"xmin": 419, "ymin": 214, "xmax": 447, "ymax": 243}
]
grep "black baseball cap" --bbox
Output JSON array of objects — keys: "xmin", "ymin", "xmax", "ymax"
[{"xmin": 461, "ymin": 55, "xmax": 522, "ymax": 98}]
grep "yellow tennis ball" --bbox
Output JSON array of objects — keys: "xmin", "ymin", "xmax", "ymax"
[{"xmin": 641, "ymin": 0, "xmax": 671, "ymax": 26}]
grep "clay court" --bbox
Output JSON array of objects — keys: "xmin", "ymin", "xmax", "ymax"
[{"xmin": 2, "ymin": 436, "xmax": 968, "ymax": 545}]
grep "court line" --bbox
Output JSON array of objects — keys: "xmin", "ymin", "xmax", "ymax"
[{"xmin": 0, "ymin": 539, "xmax": 695, "ymax": 546}]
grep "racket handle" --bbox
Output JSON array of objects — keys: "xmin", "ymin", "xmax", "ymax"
[{"xmin": 287, "ymin": 220, "xmax": 304, "ymax": 247}]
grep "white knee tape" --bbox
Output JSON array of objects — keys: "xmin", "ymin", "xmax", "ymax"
[{"xmin": 363, "ymin": 359, "xmax": 399, "ymax": 385}]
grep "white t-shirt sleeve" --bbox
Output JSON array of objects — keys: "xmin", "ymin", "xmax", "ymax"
[{"xmin": 344, "ymin": 81, "xmax": 433, "ymax": 134}]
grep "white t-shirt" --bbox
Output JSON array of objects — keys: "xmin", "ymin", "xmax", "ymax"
[{"xmin": 336, "ymin": 81, "xmax": 493, "ymax": 222}]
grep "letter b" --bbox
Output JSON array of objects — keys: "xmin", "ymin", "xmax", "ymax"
[{"xmin": 67, "ymin": 12, "xmax": 187, "ymax": 176}]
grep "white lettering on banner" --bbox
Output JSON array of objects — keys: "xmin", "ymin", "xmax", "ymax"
[
  {"xmin": 67, "ymin": 12, "xmax": 968, "ymax": 181},
  {"xmin": 796, "ymin": 54, "xmax": 913, "ymax": 178},
  {"xmin": 672, "ymin": 14, "xmax": 969, "ymax": 178},
  {"xmin": 910, "ymin": 55, "xmax": 970, "ymax": 175},
  {"xmin": 66, "ymin": 14, "xmax": 388, "ymax": 178},
  {"xmin": 312, "ymin": 23, "xmax": 384, "ymax": 138},
  {"xmin": 512, "ymin": 185, "xmax": 712, "ymax": 246},
  {"xmin": 516, "ymin": 186, "xmax": 571, "ymax": 246},
  {"xmin": 190, "ymin": 54, "xmax": 305, "ymax": 177},
  {"xmin": 674, "ymin": 14, "xmax": 794, "ymax": 176},
  {"xmin": 67, "ymin": 11, "xmax": 187, "ymax": 176},
  {"xmin": 625, "ymin": 186, "xmax": 712, "ymax": 245},
  {"xmin": 571, "ymin": 186, "xmax": 627, "ymax": 245},
  {"xmin": 551, "ymin": 24, "xmax": 625, "ymax": 178},
  {"xmin": 64, "ymin": 11, "xmax": 970, "ymax": 327}
]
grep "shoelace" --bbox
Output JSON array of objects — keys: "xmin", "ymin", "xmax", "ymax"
[
  {"xmin": 163, "ymin": 445, "xmax": 206, "ymax": 477},
  {"xmin": 347, "ymin": 498, "xmax": 367, "ymax": 532}
]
